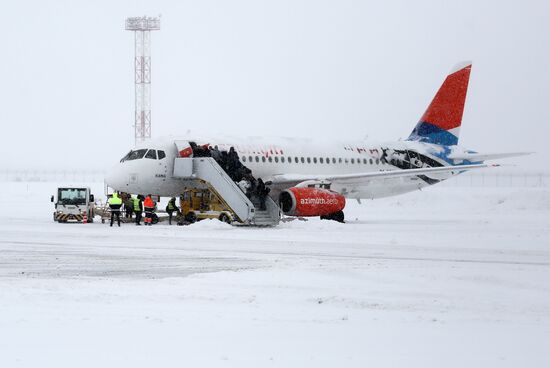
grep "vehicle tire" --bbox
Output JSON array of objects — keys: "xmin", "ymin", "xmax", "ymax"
[
  {"xmin": 219, "ymin": 213, "xmax": 231, "ymax": 224},
  {"xmin": 185, "ymin": 212, "xmax": 197, "ymax": 223},
  {"xmin": 333, "ymin": 210, "xmax": 345, "ymax": 223}
]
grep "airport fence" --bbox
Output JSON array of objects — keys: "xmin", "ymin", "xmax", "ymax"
[
  {"xmin": 439, "ymin": 171, "xmax": 548, "ymax": 188},
  {"xmin": 0, "ymin": 169, "xmax": 106, "ymax": 183}
]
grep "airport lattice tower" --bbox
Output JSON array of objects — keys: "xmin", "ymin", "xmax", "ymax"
[{"xmin": 125, "ymin": 16, "xmax": 160, "ymax": 145}]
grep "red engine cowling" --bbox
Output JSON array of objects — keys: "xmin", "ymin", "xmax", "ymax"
[{"xmin": 279, "ymin": 187, "xmax": 346, "ymax": 217}]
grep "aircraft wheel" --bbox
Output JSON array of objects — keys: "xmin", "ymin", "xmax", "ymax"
[
  {"xmin": 185, "ymin": 212, "xmax": 197, "ymax": 223},
  {"xmin": 333, "ymin": 211, "xmax": 345, "ymax": 223}
]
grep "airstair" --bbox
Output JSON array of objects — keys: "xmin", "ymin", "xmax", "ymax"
[{"xmin": 173, "ymin": 157, "xmax": 280, "ymax": 226}]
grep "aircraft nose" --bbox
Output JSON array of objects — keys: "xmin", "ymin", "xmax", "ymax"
[{"xmin": 105, "ymin": 165, "xmax": 124, "ymax": 191}]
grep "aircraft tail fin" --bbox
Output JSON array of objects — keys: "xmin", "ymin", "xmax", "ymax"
[{"xmin": 408, "ymin": 61, "xmax": 472, "ymax": 146}]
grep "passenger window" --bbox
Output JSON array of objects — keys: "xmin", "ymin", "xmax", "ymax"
[
  {"xmin": 332, "ymin": 158, "xmax": 336, "ymax": 164},
  {"xmin": 300, "ymin": 157, "xmax": 305, "ymax": 163},
  {"xmin": 313, "ymin": 157, "xmax": 317, "ymax": 164},
  {"xmin": 158, "ymin": 150, "xmax": 166, "ymax": 160},
  {"xmin": 326, "ymin": 157, "xmax": 330, "ymax": 164},
  {"xmin": 281, "ymin": 157, "xmax": 285, "ymax": 163},
  {"xmin": 268, "ymin": 157, "xmax": 273, "ymax": 162},
  {"xmin": 376, "ymin": 159, "xmax": 380, "ymax": 165},
  {"xmin": 248, "ymin": 156, "xmax": 252, "ymax": 162},
  {"xmin": 288, "ymin": 157, "xmax": 292, "ymax": 163},
  {"xmin": 319, "ymin": 158, "xmax": 324, "ymax": 164},
  {"xmin": 242, "ymin": 156, "xmax": 247, "ymax": 162},
  {"xmin": 338, "ymin": 158, "xmax": 342, "ymax": 163},
  {"xmin": 255, "ymin": 156, "xmax": 260, "ymax": 162},
  {"xmin": 295, "ymin": 157, "xmax": 299, "ymax": 163},
  {"xmin": 363, "ymin": 158, "xmax": 367, "ymax": 164},
  {"xmin": 262, "ymin": 156, "xmax": 266, "ymax": 162},
  {"xmin": 274, "ymin": 157, "xmax": 279, "ymax": 163},
  {"xmin": 306, "ymin": 157, "xmax": 311, "ymax": 164},
  {"xmin": 345, "ymin": 159, "xmax": 349, "ymax": 164},
  {"xmin": 369, "ymin": 158, "xmax": 373, "ymax": 165},
  {"xmin": 145, "ymin": 149, "xmax": 157, "ymax": 159}
]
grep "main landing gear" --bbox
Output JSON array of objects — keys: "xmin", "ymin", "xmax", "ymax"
[{"xmin": 320, "ymin": 210, "xmax": 345, "ymax": 223}]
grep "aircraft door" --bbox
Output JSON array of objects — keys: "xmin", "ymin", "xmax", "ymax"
[{"xmin": 174, "ymin": 141, "xmax": 193, "ymax": 158}]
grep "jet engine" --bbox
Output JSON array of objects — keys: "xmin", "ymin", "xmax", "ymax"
[{"xmin": 278, "ymin": 187, "xmax": 346, "ymax": 221}]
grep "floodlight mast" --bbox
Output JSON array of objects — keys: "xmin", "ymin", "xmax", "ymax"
[{"xmin": 125, "ymin": 16, "xmax": 160, "ymax": 145}]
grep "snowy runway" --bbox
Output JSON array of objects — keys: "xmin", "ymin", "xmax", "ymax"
[{"xmin": 0, "ymin": 183, "xmax": 549, "ymax": 367}]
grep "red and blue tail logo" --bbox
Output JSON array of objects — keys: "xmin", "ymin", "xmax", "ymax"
[{"xmin": 408, "ymin": 62, "xmax": 472, "ymax": 146}]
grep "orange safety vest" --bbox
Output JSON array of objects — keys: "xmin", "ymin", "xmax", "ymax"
[{"xmin": 144, "ymin": 197, "xmax": 154, "ymax": 209}]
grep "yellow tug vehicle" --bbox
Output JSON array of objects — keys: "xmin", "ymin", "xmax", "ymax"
[{"xmin": 179, "ymin": 188, "xmax": 234, "ymax": 224}]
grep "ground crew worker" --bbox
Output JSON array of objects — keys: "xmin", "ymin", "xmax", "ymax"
[
  {"xmin": 143, "ymin": 194, "xmax": 155, "ymax": 226},
  {"xmin": 133, "ymin": 195, "xmax": 144, "ymax": 225},
  {"xmin": 165, "ymin": 197, "xmax": 180, "ymax": 225},
  {"xmin": 124, "ymin": 194, "xmax": 134, "ymax": 219},
  {"xmin": 108, "ymin": 192, "xmax": 123, "ymax": 227}
]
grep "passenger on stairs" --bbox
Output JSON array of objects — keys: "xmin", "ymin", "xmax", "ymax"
[
  {"xmin": 238, "ymin": 178, "xmax": 250, "ymax": 195},
  {"xmin": 209, "ymin": 145, "xmax": 221, "ymax": 162},
  {"xmin": 256, "ymin": 178, "xmax": 270, "ymax": 210},
  {"xmin": 227, "ymin": 147, "xmax": 241, "ymax": 181},
  {"xmin": 246, "ymin": 174, "xmax": 257, "ymax": 198}
]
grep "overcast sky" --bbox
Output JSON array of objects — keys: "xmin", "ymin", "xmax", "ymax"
[{"xmin": 1, "ymin": 0, "xmax": 548, "ymax": 170}]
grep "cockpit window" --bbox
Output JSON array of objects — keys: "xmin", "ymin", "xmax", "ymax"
[
  {"xmin": 145, "ymin": 149, "xmax": 157, "ymax": 159},
  {"xmin": 120, "ymin": 151, "xmax": 132, "ymax": 162},
  {"xmin": 157, "ymin": 150, "xmax": 166, "ymax": 160},
  {"xmin": 124, "ymin": 149, "xmax": 148, "ymax": 161}
]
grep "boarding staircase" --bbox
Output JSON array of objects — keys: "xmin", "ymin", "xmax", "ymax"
[{"xmin": 173, "ymin": 157, "xmax": 280, "ymax": 226}]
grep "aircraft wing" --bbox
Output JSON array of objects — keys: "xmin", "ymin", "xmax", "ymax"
[
  {"xmin": 447, "ymin": 152, "xmax": 532, "ymax": 162},
  {"xmin": 269, "ymin": 163, "xmax": 498, "ymax": 186}
]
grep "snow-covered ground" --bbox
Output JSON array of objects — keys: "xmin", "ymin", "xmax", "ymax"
[{"xmin": 0, "ymin": 182, "xmax": 549, "ymax": 367}]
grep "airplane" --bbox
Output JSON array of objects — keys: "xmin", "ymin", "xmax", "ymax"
[{"xmin": 105, "ymin": 61, "xmax": 529, "ymax": 222}]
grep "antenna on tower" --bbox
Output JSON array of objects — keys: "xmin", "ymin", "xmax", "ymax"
[{"xmin": 125, "ymin": 16, "xmax": 160, "ymax": 145}]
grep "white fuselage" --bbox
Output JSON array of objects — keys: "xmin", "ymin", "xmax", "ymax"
[{"xmin": 105, "ymin": 135, "xmax": 467, "ymax": 200}]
